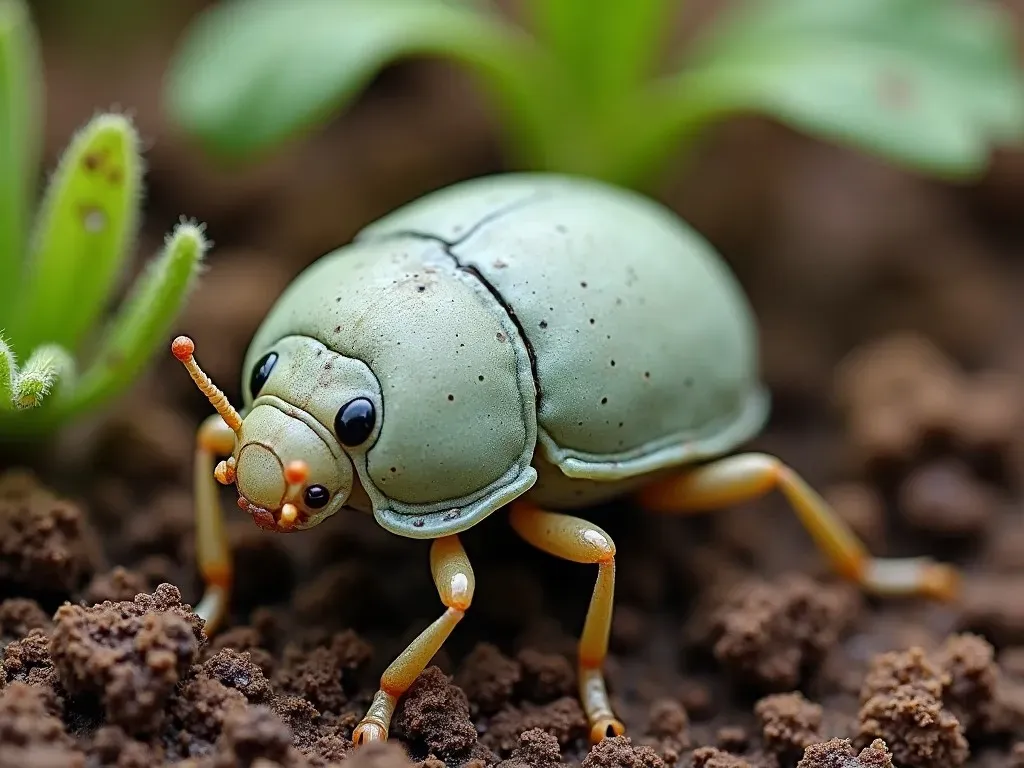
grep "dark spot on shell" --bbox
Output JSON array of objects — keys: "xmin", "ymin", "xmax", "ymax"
[
  {"xmin": 324, "ymin": 361, "xmax": 333, "ymax": 370},
  {"xmin": 589, "ymin": 318, "xmax": 595, "ymax": 325},
  {"xmin": 82, "ymin": 152, "xmax": 101, "ymax": 171},
  {"xmin": 539, "ymin": 320, "xmax": 548, "ymax": 329},
  {"xmin": 580, "ymin": 281, "xmax": 588, "ymax": 288},
  {"xmin": 390, "ymin": 467, "xmax": 397, "ymax": 473},
  {"xmin": 478, "ymin": 375, "xmax": 484, "ymax": 382},
  {"xmin": 578, "ymin": 421, "xmax": 584, "ymax": 426},
  {"xmin": 447, "ymin": 394, "xmax": 454, "ymax": 402},
  {"xmin": 618, "ymin": 422, "xmax": 624, "ymax": 428},
  {"xmin": 493, "ymin": 259, "xmax": 508, "ymax": 269},
  {"xmin": 315, "ymin": 349, "xmax": 323, "ymax": 357},
  {"xmin": 644, "ymin": 371, "xmax": 651, "ymax": 379},
  {"xmin": 334, "ymin": 325, "xmax": 341, "ymax": 333},
  {"xmin": 496, "ymin": 331, "xmax": 506, "ymax": 342},
  {"xmin": 610, "ymin": 360, "xmax": 616, "ymax": 367},
  {"xmin": 413, "ymin": 519, "xmax": 424, "ymax": 528},
  {"xmin": 443, "ymin": 509, "xmax": 462, "ymax": 521},
  {"xmin": 600, "ymin": 397, "xmax": 608, "ymax": 405},
  {"xmin": 417, "ymin": 285, "xmax": 426, "ymax": 292}
]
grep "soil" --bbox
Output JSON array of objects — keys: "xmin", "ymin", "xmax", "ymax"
[{"xmin": 5, "ymin": 1, "xmax": 1024, "ymax": 766}]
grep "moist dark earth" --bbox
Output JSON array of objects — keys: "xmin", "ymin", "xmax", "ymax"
[{"xmin": 6, "ymin": 1, "xmax": 1024, "ymax": 766}]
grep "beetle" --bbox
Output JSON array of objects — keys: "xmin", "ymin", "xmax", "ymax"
[{"xmin": 171, "ymin": 172, "xmax": 959, "ymax": 748}]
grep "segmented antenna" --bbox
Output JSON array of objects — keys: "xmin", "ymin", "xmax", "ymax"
[{"xmin": 171, "ymin": 336, "xmax": 243, "ymax": 434}]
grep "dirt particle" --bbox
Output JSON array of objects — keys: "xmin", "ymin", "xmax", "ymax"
[
  {"xmin": 515, "ymin": 648, "xmax": 575, "ymax": 702},
  {"xmin": 82, "ymin": 566, "xmax": 150, "ymax": 605},
  {"xmin": 49, "ymin": 583, "xmax": 204, "ymax": 733},
  {"xmin": 797, "ymin": 737, "xmax": 893, "ymax": 768},
  {"xmin": 495, "ymin": 728, "xmax": 564, "ymax": 768},
  {"xmin": 497, "ymin": 331, "xmax": 506, "ymax": 342},
  {"xmin": 274, "ymin": 630, "xmax": 372, "ymax": 714},
  {"xmin": 692, "ymin": 746, "xmax": 751, "ymax": 768},
  {"xmin": 898, "ymin": 459, "xmax": 996, "ymax": 538},
  {"xmin": 0, "ymin": 599, "xmax": 51, "ymax": 646},
  {"xmin": 645, "ymin": 698, "xmax": 690, "ymax": 761},
  {"xmin": 582, "ymin": 735, "xmax": 664, "ymax": 767},
  {"xmin": 755, "ymin": 691, "xmax": 822, "ymax": 763},
  {"xmin": 455, "ymin": 642, "xmax": 521, "ymax": 715},
  {"xmin": 0, "ymin": 682, "xmax": 81, "ymax": 767},
  {"xmin": 857, "ymin": 645, "xmax": 968, "ymax": 768},
  {"xmin": 933, "ymin": 633, "xmax": 999, "ymax": 735},
  {"xmin": 484, "ymin": 697, "xmax": 587, "ymax": 754},
  {"xmin": 392, "ymin": 666, "xmax": 478, "ymax": 760},
  {"xmin": 709, "ymin": 574, "xmax": 859, "ymax": 690},
  {"xmin": 0, "ymin": 470, "xmax": 101, "ymax": 598}
]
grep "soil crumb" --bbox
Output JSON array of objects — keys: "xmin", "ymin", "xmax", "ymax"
[
  {"xmin": 0, "ymin": 470, "xmax": 100, "ymax": 599},
  {"xmin": 797, "ymin": 738, "xmax": 894, "ymax": 768},
  {"xmin": 49, "ymin": 583, "xmax": 204, "ymax": 733}
]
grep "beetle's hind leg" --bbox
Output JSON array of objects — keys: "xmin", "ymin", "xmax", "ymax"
[
  {"xmin": 635, "ymin": 452, "xmax": 960, "ymax": 601},
  {"xmin": 353, "ymin": 535, "xmax": 474, "ymax": 746},
  {"xmin": 508, "ymin": 501, "xmax": 625, "ymax": 744},
  {"xmin": 192, "ymin": 413, "xmax": 236, "ymax": 635}
]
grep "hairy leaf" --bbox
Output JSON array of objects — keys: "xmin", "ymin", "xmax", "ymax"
[
  {"xmin": 64, "ymin": 219, "xmax": 208, "ymax": 416},
  {"xmin": 13, "ymin": 113, "xmax": 141, "ymax": 355}
]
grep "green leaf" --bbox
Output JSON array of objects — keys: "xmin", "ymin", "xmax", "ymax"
[
  {"xmin": 0, "ymin": 0, "xmax": 43, "ymax": 320},
  {"xmin": 165, "ymin": 0, "xmax": 530, "ymax": 161},
  {"xmin": 11, "ymin": 343, "xmax": 73, "ymax": 409},
  {"xmin": 62, "ymin": 219, "xmax": 208, "ymax": 417},
  {"xmin": 12, "ymin": 113, "xmax": 142, "ymax": 356},
  {"xmin": 667, "ymin": 0, "xmax": 1024, "ymax": 177},
  {"xmin": 523, "ymin": 0, "xmax": 674, "ymax": 115}
]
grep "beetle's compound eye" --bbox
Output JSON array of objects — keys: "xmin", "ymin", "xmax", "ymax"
[
  {"xmin": 249, "ymin": 351, "xmax": 278, "ymax": 400},
  {"xmin": 334, "ymin": 397, "xmax": 375, "ymax": 446},
  {"xmin": 303, "ymin": 484, "xmax": 330, "ymax": 509}
]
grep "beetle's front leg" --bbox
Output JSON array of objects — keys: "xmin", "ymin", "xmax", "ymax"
[
  {"xmin": 353, "ymin": 535, "xmax": 474, "ymax": 746},
  {"xmin": 635, "ymin": 452, "xmax": 960, "ymax": 601},
  {"xmin": 192, "ymin": 413, "xmax": 236, "ymax": 635},
  {"xmin": 508, "ymin": 501, "xmax": 624, "ymax": 744}
]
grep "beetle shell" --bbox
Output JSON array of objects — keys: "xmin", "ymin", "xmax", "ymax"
[{"xmin": 242, "ymin": 173, "xmax": 769, "ymax": 538}]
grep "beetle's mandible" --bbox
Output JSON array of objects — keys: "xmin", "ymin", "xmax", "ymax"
[{"xmin": 172, "ymin": 173, "xmax": 960, "ymax": 748}]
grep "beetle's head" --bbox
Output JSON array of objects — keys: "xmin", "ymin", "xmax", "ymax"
[{"xmin": 171, "ymin": 336, "xmax": 356, "ymax": 533}]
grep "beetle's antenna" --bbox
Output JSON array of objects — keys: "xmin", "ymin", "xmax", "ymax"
[{"xmin": 171, "ymin": 336, "xmax": 243, "ymax": 434}]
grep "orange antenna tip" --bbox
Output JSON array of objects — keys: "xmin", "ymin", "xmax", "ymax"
[
  {"xmin": 285, "ymin": 460, "xmax": 309, "ymax": 485},
  {"xmin": 171, "ymin": 335, "xmax": 195, "ymax": 361}
]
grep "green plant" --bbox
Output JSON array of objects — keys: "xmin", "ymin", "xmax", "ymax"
[
  {"xmin": 163, "ymin": 0, "xmax": 1024, "ymax": 190},
  {"xmin": 0, "ymin": 0, "xmax": 207, "ymax": 436}
]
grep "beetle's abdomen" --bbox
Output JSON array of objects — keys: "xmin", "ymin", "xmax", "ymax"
[{"xmin": 442, "ymin": 177, "xmax": 768, "ymax": 479}]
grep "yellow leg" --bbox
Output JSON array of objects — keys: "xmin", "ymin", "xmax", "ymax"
[
  {"xmin": 635, "ymin": 452, "xmax": 960, "ymax": 601},
  {"xmin": 508, "ymin": 501, "xmax": 624, "ymax": 744},
  {"xmin": 193, "ymin": 413, "xmax": 236, "ymax": 635},
  {"xmin": 353, "ymin": 535, "xmax": 474, "ymax": 746}
]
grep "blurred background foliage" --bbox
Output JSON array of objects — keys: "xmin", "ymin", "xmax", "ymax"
[{"xmin": 11, "ymin": 0, "xmax": 1024, "ymax": 430}]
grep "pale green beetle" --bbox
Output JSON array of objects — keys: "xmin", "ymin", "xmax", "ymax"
[{"xmin": 172, "ymin": 172, "xmax": 959, "ymax": 748}]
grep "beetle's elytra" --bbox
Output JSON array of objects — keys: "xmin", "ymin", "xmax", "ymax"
[{"xmin": 173, "ymin": 173, "xmax": 960, "ymax": 747}]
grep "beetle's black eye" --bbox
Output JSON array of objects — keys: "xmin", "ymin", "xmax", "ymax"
[
  {"xmin": 304, "ymin": 485, "xmax": 330, "ymax": 509},
  {"xmin": 249, "ymin": 352, "xmax": 278, "ymax": 400},
  {"xmin": 335, "ymin": 397, "xmax": 375, "ymax": 446}
]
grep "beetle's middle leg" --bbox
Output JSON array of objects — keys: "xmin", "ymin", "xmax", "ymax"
[
  {"xmin": 353, "ymin": 534, "xmax": 474, "ymax": 747},
  {"xmin": 635, "ymin": 452, "xmax": 960, "ymax": 601},
  {"xmin": 508, "ymin": 500, "xmax": 625, "ymax": 744}
]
